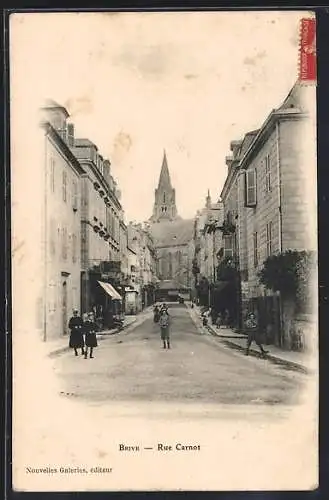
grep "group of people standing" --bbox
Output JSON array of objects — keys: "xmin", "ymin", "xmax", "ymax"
[
  {"xmin": 68, "ymin": 309, "xmax": 98, "ymax": 359},
  {"xmin": 153, "ymin": 304, "xmax": 171, "ymax": 349}
]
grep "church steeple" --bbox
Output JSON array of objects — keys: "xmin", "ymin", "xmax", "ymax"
[
  {"xmin": 158, "ymin": 150, "xmax": 172, "ymax": 189},
  {"xmin": 150, "ymin": 150, "xmax": 178, "ymax": 222}
]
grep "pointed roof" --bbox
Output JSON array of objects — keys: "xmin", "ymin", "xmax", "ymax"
[{"xmin": 158, "ymin": 150, "xmax": 172, "ymax": 189}]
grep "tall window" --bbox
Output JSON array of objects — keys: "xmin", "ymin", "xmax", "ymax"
[
  {"xmin": 62, "ymin": 227, "xmax": 68, "ymax": 260},
  {"xmin": 245, "ymin": 169, "xmax": 257, "ymax": 207},
  {"xmin": 265, "ymin": 154, "xmax": 271, "ymax": 192},
  {"xmin": 72, "ymin": 180, "xmax": 78, "ymax": 211},
  {"xmin": 50, "ymin": 158, "xmax": 55, "ymax": 193},
  {"xmin": 163, "ymin": 192, "xmax": 166, "ymax": 203},
  {"xmin": 253, "ymin": 232, "xmax": 258, "ymax": 267},
  {"xmin": 49, "ymin": 218, "xmax": 56, "ymax": 256},
  {"xmin": 72, "ymin": 233, "xmax": 77, "ymax": 263},
  {"xmin": 62, "ymin": 171, "xmax": 67, "ymax": 202},
  {"xmin": 223, "ymin": 235, "xmax": 234, "ymax": 258},
  {"xmin": 266, "ymin": 221, "xmax": 272, "ymax": 257}
]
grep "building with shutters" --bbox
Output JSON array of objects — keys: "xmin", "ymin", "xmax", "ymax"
[
  {"xmin": 222, "ymin": 82, "xmax": 316, "ymax": 346},
  {"xmin": 38, "ymin": 100, "xmax": 85, "ymax": 341}
]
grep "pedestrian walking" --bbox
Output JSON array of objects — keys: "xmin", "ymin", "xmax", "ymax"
[
  {"xmin": 153, "ymin": 304, "xmax": 160, "ymax": 323},
  {"xmin": 83, "ymin": 312, "xmax": 98, "ymax": 359},
  {"xmin": 245, "ymin": 311, "xmax": 269, "ymax": 357},
  {"xmin": 68, "ymin": 309, "xmax": 85, "ymax": 356},
  {"xmin": 201, "ymin": 308, "xmax": 209, "ymax": 326},
  {"xmin": 223, "ymin": 309, "xmax": 230, "ymax": 328},
  {"xmin": 215, "ymin": 312, "xmax": 222, "ymax": 329},
  {"xmin": 159, "ymin": 308, "xmax": 171, "ymax": 349}
]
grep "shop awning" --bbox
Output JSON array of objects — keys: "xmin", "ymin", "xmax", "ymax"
[{"xmin": 97, "ymin": 281, "xmax": 122, "ymax": 300}]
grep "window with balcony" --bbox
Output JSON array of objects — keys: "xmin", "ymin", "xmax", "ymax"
[{"xmin": 245, "ymin": 168, "xmax": 257, "ymax": 207}]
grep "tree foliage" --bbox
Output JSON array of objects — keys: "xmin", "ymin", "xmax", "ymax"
[{"xmin": 258, "ymin": 250, "xmax": 316, "ymax": 303}]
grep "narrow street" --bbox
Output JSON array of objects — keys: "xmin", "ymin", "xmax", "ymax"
[
  {"xmin": 54, "ymin": 303, "xmax": 303, "ymax": 407},
  {"xmin": 16, "ymin": 303, "xmax": 312, "ymax": 492}
]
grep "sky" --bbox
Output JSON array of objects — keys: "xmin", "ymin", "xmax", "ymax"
[{"xmin": 11, "ymin": 10, "xmax": 307, "ymax": 222}]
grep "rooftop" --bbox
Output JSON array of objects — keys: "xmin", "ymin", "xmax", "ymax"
[{"xmin": 149, "ymin": 218, "xmax": 194, "ymax": 248}]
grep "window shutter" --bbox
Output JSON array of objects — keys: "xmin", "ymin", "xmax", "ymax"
[
  {"xmin": 245, "ymin": 169, "xmax": 257, "ymax": 207},
  {"xmin": 223, "ymin": 235, "xmax": 233, "ymax": 258}
]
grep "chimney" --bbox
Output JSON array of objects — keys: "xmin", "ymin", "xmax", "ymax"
[{"xmin": 67, "ymin": 123, "xmax": 75, "ymax": 147}]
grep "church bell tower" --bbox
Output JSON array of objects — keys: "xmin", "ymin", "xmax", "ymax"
[{"xmin": 150, "ymin": 150, "xmax": 178, "ymax": 222}]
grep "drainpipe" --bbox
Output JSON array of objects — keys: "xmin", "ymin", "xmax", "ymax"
[
  {"xmin": 276, "ymin": 121, "xmax": 284, "ymax": 347},
  {"xmin": 276, "ymin": 122, "xmax": 283, "ymax": 253}
]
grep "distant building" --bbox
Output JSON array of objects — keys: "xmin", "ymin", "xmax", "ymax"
[
  {"xmin": 148, "ymin": 151, "xmax": 195, "ymax": 289},
  {"xmin": 68, "ymin": 127, "xmax": 127, "ymax": 325},
  {"xmin": 127, "ymin": 222, "xmax": 158, "ymax": 310},
  {"xmin": 194, "ymin": 191, "xmax": 224, "ymax": 283},
  {"xmin": 38, "ymin": 100, "xmax": 85, "ymax": 341}
]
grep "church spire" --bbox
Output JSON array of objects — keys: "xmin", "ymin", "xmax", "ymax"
[
  {"xmin": 158, "ymin": 149, "xmax": 172, "ymax": 189},
  {"xmin": 150, "ymin": 150, "xmax": 178, "ymax": 222}
]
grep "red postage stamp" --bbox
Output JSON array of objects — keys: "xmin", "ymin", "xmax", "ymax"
[{"xmin": 299, "ymin": 17, "xmax": 316, "ymax": 82}]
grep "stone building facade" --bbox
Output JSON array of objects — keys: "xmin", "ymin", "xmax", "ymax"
[
  {"xmin": 127, "ymin": 222, "xmax": 158, "ymax": 309},
  {"xmin": 194, "ymin": 192, "xmax": 224, "ymax": 285},
  {"xmin": 38, "ymin": 100, "xmax": 85, "ymax": 340},
  {"xmin": 69, "ymin": 129, "xmax": 127, "ymax": 320},
  {"xmin": 223, "ymin": 82, "xmax": 316, "ymax": 347}
]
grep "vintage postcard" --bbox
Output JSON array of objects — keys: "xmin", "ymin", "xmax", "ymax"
[{"xmin": 10, "ymin": 10, "xmax": 318, "ymax": 491}]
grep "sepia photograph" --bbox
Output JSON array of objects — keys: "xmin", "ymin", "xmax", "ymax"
[{"xmin": 10, "ymin": 10, "xmax": 318, "ymax": 491}]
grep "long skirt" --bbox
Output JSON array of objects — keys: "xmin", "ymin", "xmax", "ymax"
[
  {"xmin": 160, "ymin": 326, "xmax": 170, "ymax": 340},
  {"xmin": 85, "ymin": 332, "xmax": 98, "ymax": 348},
  {"xmin": 69, "ymin": 330, "xmax": 84, "ymax": 348}
]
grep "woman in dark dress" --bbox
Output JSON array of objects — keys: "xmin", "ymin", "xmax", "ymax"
[
  {"xmin": 83, "ymin": 312, "xmax": 98, "ymax": 359},
  {"xmin": 68, "ymin": 309, "xmax": 85, "ymax": 356}
]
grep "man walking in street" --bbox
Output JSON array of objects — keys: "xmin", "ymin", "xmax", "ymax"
[
  {"xmin": 245, "ymin": 311, "xmax": 269, "ymax": 357},
  {"xmin": 159, "ymin": 308, "xmax": 171, "ymax": 349}
]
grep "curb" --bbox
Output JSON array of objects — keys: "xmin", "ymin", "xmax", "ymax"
[
  {"xmin": 186, "ymin": 304, "xmax": 309, "ymax": 375},
  {"xmin": 220, "ymin": 337, "xmax": 309, "ymax": 374}
]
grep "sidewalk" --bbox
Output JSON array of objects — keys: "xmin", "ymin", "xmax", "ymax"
[
  {"xmin": 47, "ymin": 306, "xmax": 154, "ymax": 358},
  {"xmin": 186, "ymin": 302, "xmax": 312, "ymax": 374}
]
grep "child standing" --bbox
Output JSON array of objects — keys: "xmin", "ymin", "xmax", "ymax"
[
  {"xmin": 159, "ymin": 309, "xmax": 170, "ymax": 349},
  {"xmin": 83, "ymin": 312, "xmax": 98, "ymax": 359}
]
